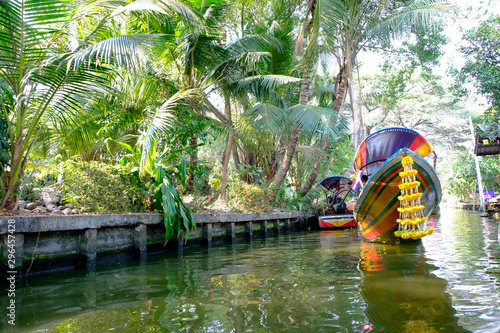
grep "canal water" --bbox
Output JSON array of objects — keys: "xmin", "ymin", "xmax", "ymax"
[{"xmin": 2, "ymin": 209, "xmax": 500, "ymax": 332}]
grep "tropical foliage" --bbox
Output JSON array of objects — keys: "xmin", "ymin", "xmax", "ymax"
[
  {"xmin": 445, "ymin": 13, "xmax": 500, "ymax": 203},
  {"xmin": 457, "ymin": 14, "xmax": 500, "ymax": 107},
  {"xmin": 1, "ymin": 0, "xmax": 497, "ymax": 240},
  {"xmin": 56, "ymin": 161, "xmax": 152, "ymax": 213}
]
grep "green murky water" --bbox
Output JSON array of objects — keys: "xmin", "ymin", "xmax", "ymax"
[{"xmin": 2, "ymin": 209, "xmax": 500, "ymax": 332}]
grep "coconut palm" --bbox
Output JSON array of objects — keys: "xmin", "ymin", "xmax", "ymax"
[
  {"xmin": 268, "ymin": 0, "xmax": 344, "ymax": 192},
  {"xmin": 208, "ymin": 0, "xmax": 348, "ymax": 197},
  {"xmin": 270, "ymin": 0, "xmax": 451, "ymax": 191},
  {"xmin": 239, "ymin": 102, "xmax": 348, "ymax": 183},
  {"xmin": 0, "ymin": 0, "xmax": 201, "ymax": 208},
  {"xmin": 169, "ymin": 0, "xmax": 301, "ymax": 199}
]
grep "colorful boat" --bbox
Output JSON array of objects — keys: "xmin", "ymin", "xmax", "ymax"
[
  {"xmin": 318, "ymin": 176, "xmax": 356, "ymax": 228},
  {"xmin": 353, "ymin": 128, "xmax": 442, "ymax": 244}
]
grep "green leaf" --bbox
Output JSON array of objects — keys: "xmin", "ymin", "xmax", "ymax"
[{"xmin": 156, "ymin": 166, "xmax": 196, "ymax": 242}]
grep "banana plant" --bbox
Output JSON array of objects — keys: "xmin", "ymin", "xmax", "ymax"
[{"xmin": 106, "ymin": 136, "xmax": 198, "ymax": 242}]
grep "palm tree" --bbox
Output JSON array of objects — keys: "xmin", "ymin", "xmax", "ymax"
[
  {"xmin": 178, "ymin": 0, "xmax": 302, "ymax": 199},
  {"xmin": 269, "ymin": 0, "xmax": 451, "ymax": 192},
  {"xmin": 0, "ymin": 0, "xmax": 109, "ymax": 208},
  {"xmin": 299, "ymin": 80, "xmax": 350, "ymax": 195},
  {"xmin": 268, "ymin": 0, "xmax": 346, "ymax": 192},
  {"xmin": 240, "ymin": 101, "xmax": 347, "ymax": 183},
  {"xmin": 0, "ymin": 0, "xmax": 201, "ymax": 208}
]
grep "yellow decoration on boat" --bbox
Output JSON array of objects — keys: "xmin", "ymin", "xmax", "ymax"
[
  {"xmin": 402, "ymin": 156, "xmax": 413, "ymax": 166},
  {"xmin": 394, "ymin": 154, "xmax": 432, "ymax": 240},
  {"xmin": 398, "ymin": 169, "xmax": 418, "ymax": 178},
  {"xmin": 398, "ymin": 192, "xmax": 422, "ymax": 202}
]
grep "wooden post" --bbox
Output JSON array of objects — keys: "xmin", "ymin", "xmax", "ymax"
[
  {"xmin": 469, "ymin": 116, "xmax": 487, "ymax": 214},
  {"xmin": 177, "ymin": 230, "xmax": 185, "ymax": 252},
  {"xmin": 204, "ymin": 223, "xmax": 213, "ymax": 245}
]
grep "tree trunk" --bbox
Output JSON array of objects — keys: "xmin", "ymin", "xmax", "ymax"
[
  {"xmin": 2, "ymin": 139, "xmax": 24, "ymax": 209},
  {"xmin": 349, "ymin": 68, "xmax": 365, "ymax": 149},
  {"xmin": 344, "ymin": 38, "xmax": 365, "ymax": 150},
  {"xmin": 220, "ymin": 128, "xmax": 235, "ymax": 200},
  {"xmin": 333, "ymin": 61, "xmax": 348, "ymax": 112},
  {"xmin": 220, "ymin": 92, "xmax": 234, "ymax": 201},
  {"xmin": 298, "ymin": 58, "xmax": 348, "ymax": 196},
  {"xmin": 269, "ymin": 69, "xmax": 311, "ymax": 191},
  {"xmin": 266, "ymin": 147, "xmax": 279, "ymax": 182},
  {"xmin": 185, "ymin": 134, "xmax": 198, "ymax": 190},
  {"xmin": 232, "ymin": 144, "xmax": 240, "ymax": 170},
  {"xmin": 300, "ymin": 137, "xmax": 329, "ymax": 196},
  {"xmin": 268, "ymin": 0, "xmax": 317, "ymax": 193}
]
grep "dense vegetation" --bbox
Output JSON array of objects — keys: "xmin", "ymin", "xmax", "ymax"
[{"xmin": 1, "ymin": 0, "xmax": 499, "ymax": 240}]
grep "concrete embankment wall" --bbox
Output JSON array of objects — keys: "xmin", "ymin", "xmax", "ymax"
[
  {"xmin": 0, "ymin": 212, "xmax": 312, "ymax": 277},
  {"xmin": 454, "ymin": 202, "xmax": 498, "ymax": 211}
]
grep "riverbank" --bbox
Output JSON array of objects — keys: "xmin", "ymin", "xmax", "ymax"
[{"xmin": 0, "ymin": 211, "xmax": 315, "ymax": 278}]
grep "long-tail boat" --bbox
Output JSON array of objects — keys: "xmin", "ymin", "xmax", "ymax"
[
  {"xmin": 317, "ymin": 176, "xmax": 356, "ymax": 228},
  {"xmin": 353, "ymin": 127, "xmax": 442, "ymax": 244}
]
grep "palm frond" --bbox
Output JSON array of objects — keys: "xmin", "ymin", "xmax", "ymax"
[
  {"xmin": 310, "ymin": 84, "xmax": 336, "ymax": 97},
  {"xmin": 235, "ymin": 74, "xmax": 301, "ymax": 92},
  {"xmin": 289, "ymin": 104, "xmax": 348, "ymax": 139},
  {"xmin": 0, "ymin": 0, "xmax": 75, "ymax": 86},
  {"xmin": 139, "ymin": 89, "xmax": 195, "ymax": 173},
  {"xmin": 240, "ymin": 103, "xmax": 287, "ymax": 133},
  {"xmin": 88, "ymin": 0, "xmax": 203, "ymax": 33},
  {"xmin": 158, "ymin": 0, "xmax": 204, "ymax": 31},
  {"xmin": 229, "ymin": 34, "xmax": 285, "ymax": 55},
  {"xmin": 66, "ymin": 34, "xmax": 156, "ymax": 72},
  {"xmin": 295, "ymin": 145, "xmax": 324, "ymax": 158},
  {"xmin": 365, "ymin": 1, "xmax": 451, "ymax": 42},
  {"xmin": 176, "ymin": 32, "xmax": 227, "ymax": 78},
  {"xmin": 32, "ymin": 64, "xmax": 117, "ymax": 155}
]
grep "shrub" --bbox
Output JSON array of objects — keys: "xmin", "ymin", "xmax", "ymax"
[
  {"xmin": 56, "ymin": 161, "xmax": 153, "ymax": 213},
  {"xmin": 228, "ymin": 181, "xmax": 275, "ymax": 213}
]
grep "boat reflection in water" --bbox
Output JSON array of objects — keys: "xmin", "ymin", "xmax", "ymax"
[{"xmin": 357, "ymin": 241, "xmax": 470, "ymax": 333}]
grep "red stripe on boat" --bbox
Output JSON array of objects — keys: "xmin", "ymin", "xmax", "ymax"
[{"xmin": 408, "ymin": 134, "xmax": 426, "ymax": 151}]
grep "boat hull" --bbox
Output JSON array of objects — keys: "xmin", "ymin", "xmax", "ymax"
[
  {"xmin": 318, "ymin": 214, "xmax": 356, "ymax": 228},
  {"xmin": 354, "ymin": 148, "xmax": 441, "ymax": 244}
]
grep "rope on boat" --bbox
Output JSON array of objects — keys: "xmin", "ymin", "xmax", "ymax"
[{"xmin": 394, "ymin": 155, "xmax": 434, "ymax": 240}]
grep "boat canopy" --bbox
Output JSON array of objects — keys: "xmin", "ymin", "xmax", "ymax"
[
  {"xmin": 354, "ymin": 127, "xmax": 435, "ymax": 176},
  {"xmin": 318, "ymin": 176, "xmax": 353, "ymax": 199}
]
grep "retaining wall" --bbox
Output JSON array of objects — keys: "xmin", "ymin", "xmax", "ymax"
[
  {"xmin": 0, "ymin": 211, "xmax": 310, "ymax": 277},
  {"xmin": 454, "ymin": 202, "xmax": 499, "ymax": 211}
]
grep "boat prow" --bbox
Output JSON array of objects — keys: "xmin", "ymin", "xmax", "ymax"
[
  {"xmin": 354, "ymin": 148, "xmax": 442, "ymax": 244},
  {"xmin": 316, "ymin": 176, "xmax": 356, "ymax": 229},
  {"xmin": 319, "ymin": 214, "xmax": 356, "ymax": 228}
]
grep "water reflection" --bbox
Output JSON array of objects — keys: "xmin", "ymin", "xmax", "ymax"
[
  {"xmin": 2, "ymin": 210, "xmax": 500, "ymax": 332},
  {"xmin": 422, "ymin": 210, "xmax": 500, "ymax": 333},
  {"xmin": 358, "ymin": 241, "xmax": 470, "ymax": 332}
]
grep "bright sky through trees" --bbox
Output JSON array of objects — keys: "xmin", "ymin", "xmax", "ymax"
[{"xmin": 357, "ymin": 0, "xmax": 500, "ymax": 116}]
